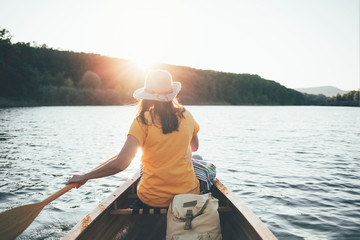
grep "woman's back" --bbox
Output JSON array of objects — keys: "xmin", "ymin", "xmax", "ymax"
[{"xmin": 129, "ymin": 109, "xmax": 200, "ymax": 207}]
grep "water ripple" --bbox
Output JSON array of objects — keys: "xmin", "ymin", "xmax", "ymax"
[{"xmin": 1, "ymin": 106, "xmax": 359, "ymax": 239}]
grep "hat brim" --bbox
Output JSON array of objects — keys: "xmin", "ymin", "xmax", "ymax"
[{"xmin": 133, "ymin": 82, "xmax": 181, "ymax": 102}]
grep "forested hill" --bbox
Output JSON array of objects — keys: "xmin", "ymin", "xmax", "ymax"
[{"xmin": 0, "ymin": 28, "xmax": 341, "ymax": 107}]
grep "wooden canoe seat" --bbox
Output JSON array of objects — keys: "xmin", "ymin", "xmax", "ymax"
[
  {"xmin": 110, "ymin": 196, "xmax": 168, "ymax": 215},
  {"xmin": 111, "ymin": 208, "xmax": 168, "ymax": 215},
  {"xmin": 110, "ymin": 191, "xmax": 232, "ymax": 215},
  {"xmin": 110, "ymin": 206, "xmax": 232, "ymax": 215}
]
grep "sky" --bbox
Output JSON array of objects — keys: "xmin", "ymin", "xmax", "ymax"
[{"xmin": 0, "ymin": 0, "xmax": 359, "ymax": 90}]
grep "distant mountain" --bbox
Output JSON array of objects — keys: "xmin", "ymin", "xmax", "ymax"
[{"xmin": 295, "ymin": 86, "xmax": 349, "ymax": 97}]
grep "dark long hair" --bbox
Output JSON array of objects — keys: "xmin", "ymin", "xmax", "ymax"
[{"xmin": 136, "ymin": 98, "xmax": 185, "ymax": 134}]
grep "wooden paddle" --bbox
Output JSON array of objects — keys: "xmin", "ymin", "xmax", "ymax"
[{"xmin": 0, "ymin": 154, "xmax": 118, "ymax": 240}]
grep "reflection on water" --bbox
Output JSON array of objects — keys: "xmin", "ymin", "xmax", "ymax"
[{"xmin": 0, "ymin": 106, "xmax": 359, "ymax": 240}]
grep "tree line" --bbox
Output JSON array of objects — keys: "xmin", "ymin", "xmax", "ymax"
[
  {"xmin": 0, "ymin": 28, "xmax": 358, "ymax": 107},
  {"xmin": 327, "ymin": 91, "xmax": 359, "ymax": 106}
]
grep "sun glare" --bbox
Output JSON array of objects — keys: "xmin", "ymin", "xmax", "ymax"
[
  {"xmin": 130, "ymin": 58, "xmax": 157, "ymax": 73},
  {"xmin": 105, "ymin": 1, "xmax": 192, "ymax": 72}
]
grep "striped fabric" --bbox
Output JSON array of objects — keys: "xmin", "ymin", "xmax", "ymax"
[
  {"xmin": 139, "ymin": 154, "xmax": 216, "ymax": 193},
  {"xmin": 192, "ymin": 155, "xmax": 216, "ymax": 193}
]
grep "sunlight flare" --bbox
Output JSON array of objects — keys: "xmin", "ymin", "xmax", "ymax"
[{"xmin": 130, "ymin": 58, "xmax": 157, "ymax": 73}]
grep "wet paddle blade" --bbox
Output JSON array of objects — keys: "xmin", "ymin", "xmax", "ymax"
[{"xmin": 0, "ymin": 202, "xmax": 44, "ymax": 240}]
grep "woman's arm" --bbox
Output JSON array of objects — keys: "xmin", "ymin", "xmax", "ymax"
[
  {"xmin": 190, "ymin": 134, "xmax": 199, "ymax": 152},
  {"xmin": 66, "ymin": 135, "xmax": 139, "ymax": 188}
]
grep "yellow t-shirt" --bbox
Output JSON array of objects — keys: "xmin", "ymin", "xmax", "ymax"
[{"xmin": 128, "ymin": 110, "xmax": 200, "ymax": 207}]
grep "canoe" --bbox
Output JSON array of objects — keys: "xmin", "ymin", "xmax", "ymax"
[{"xmin": 63, "ymin": 171, "xmax": 277, "ymax": 240}]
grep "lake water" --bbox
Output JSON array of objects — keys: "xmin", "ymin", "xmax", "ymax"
[{"xmin": 0, "ymin": 106, "xmax": 359, "ymax": 240}]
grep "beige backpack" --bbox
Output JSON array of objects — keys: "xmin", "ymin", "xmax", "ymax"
[{"xmin": 166, "ymin": 193, "xmax": 222, "ymax": 240}]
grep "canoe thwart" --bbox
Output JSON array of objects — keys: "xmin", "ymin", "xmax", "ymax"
[
  {"xmin": 218, "ymin": 206, "xmax": 232, "ymax": 212},
  {"xmin": 110, "ymin": 208, "xmax": 168, "ymax": 215},
  {"xmin": 110, "ymin": 206, "xmax": 232, "ymax": 215},
  {"xmin": 127, "ymin": 193, "xmax": 138, "ymax": 199}
]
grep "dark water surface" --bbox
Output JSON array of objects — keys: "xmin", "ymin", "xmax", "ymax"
[{"xmin": 0, "ymin": 106, "xmax": 359, "ymax": 239}]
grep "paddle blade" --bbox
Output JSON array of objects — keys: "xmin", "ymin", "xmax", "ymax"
[{"xmin": 0, "ymin": 202, "xmax": 44, "ymax": 240}]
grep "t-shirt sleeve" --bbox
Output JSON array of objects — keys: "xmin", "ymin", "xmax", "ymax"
[
  {"xmin": 186, "ymin": 111, "xmax": 200, "ymax": 136},
  {"xmin": 194, "ymin": 120, "xmax": 200, "ymax": 136},
  {"xmin": 128, "ymin": 118, "xmax": 146, "ymax": 146}
]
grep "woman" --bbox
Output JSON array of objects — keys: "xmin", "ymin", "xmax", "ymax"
[{"xmin": 67, "ymin": 70, "xmax": 200, "ymax": 207}]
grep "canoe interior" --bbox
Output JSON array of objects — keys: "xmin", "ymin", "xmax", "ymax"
[{"xmin": 63, "ymin": 172, "xmax": 276, "ymax": 240}]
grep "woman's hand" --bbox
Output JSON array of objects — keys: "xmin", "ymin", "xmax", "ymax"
[
  {"xmin": 66, "ymin": 174, "xmax": 88, "ymax": 188},
  {"xmin": 65, "ymin": 136, "xmax": 139, "ymax": 188}
]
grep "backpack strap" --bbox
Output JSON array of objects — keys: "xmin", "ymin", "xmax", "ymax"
[
  {"xmin": 184, "ymin": 209, "xmax": 193, "ymax": 230},
  {"xmin": 182, "ymin": 194, "xmax": 211, "ymax": 230}
]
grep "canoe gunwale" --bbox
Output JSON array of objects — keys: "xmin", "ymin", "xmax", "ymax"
[
  {"xmin": 62, "ymin": 171, "xmax": 141, "ymax": 240},
  {"xmin": 213, "ymin": 178, "xmax": 277, "ymax": 240}
]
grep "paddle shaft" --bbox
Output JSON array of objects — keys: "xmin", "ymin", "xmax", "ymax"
[
  {"xmin": 41, "ymin": 183, "xmax": 77, "ymax": 205},
  {"xmin": 43, "ymin": 154, "xmax": 118, "ymax": 205}
]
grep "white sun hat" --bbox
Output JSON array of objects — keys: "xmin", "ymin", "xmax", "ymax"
[{"xmin": 133, "ymin": 70, "xmax": 181, "ymax": 102}]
